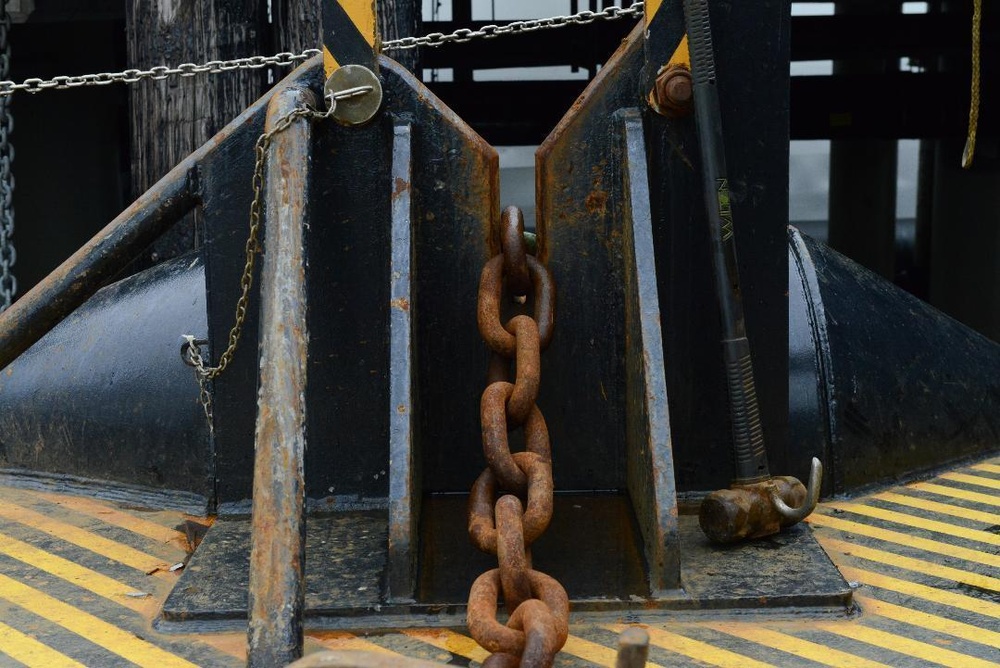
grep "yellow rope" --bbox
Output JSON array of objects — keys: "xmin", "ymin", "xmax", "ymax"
[{"xmin": 962, "ymin": 0, "xmax": 982, "ymax": 169}]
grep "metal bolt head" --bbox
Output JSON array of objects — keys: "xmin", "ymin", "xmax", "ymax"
[
  {"xmin": 651, "ymin": 64, "xmax": 693, "ymax": 118},
  {"xmin": 323, "ymin": 64, "xmax": 383, "ymax": 126}
]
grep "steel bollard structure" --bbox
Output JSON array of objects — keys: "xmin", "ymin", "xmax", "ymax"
[{"xmin": 0, "ymin": 2, "xmax": 997, "ymax": 667}]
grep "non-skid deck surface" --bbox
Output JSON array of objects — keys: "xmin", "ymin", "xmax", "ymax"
[{"xmin": 0, "ymin": 457, "xmax": 998, "ymax": 667}]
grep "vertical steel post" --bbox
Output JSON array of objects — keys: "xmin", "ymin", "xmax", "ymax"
[
  {"xmin": 322, "ymin": 0, "xmax": 380, "ymax": 77},
  {"xmin": 246, "ymin": 84, "xmax": 315, "ymax": 668}
]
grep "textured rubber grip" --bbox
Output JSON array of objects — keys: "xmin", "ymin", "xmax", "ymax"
[
  {"xmin": 683, "ymin": 0, "xmax": 716, "ymax": 85},
  {"xmin": 723, "ymin": 337, "xmax": 768, "ymax": 482}
]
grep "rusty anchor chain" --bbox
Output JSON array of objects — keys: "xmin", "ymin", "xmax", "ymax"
[{"xmin": 467, "ymin": 206, "xmax": 568, "ymax": 668}]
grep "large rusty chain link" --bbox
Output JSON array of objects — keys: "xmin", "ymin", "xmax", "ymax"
[{"xmin": 467, "ymin": 206, "xmax": 567, "ymax": 668}]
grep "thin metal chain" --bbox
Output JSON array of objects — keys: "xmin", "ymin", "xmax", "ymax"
[
  {"xmin": 182, "ymin": 85, "xmax": 371, "ymax": 426},
  {"xmin": 0, "ymin": 3, "xmax": 14, "ymax": 310},
  {"xmin": 385, "ymin": 3, "xmax": 643, "ymax": 50},
  {"xmin": 0, "ymin": 3, "xmax": 644, "ymax": 96}
]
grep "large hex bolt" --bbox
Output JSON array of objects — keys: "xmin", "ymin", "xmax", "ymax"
[{"xmin": 650, "ymin": 64, "xmax": 693, "ymax": 118}]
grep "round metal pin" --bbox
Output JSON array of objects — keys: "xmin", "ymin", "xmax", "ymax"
[{"xmin": 324, "ymin": 64, "xmax": 383, "ymax": 126}]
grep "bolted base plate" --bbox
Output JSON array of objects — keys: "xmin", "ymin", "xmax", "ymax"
[{"xmin": 156, "ymin": 497, "xmax": 850, "ymax": 633}]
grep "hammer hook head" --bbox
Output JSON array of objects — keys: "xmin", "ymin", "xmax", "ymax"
[{"xmin": 770, "ymin": 457, "xmax": 823, "ymax": 523}]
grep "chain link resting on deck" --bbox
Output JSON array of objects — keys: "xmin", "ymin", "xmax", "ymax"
[
  {"xmin": 0, "ymin": 5, "xmax": 15, "ymax": 311},
  {"xmin": 182, "ymin": 85, "xmax": 373, "ymax": 428},
  {"xmin": 467, "ymin": 207, "xmax": 568, "ymax": 668},
  {"xmin": 0, "ymin": 3, "xmax": 644, "ymax": 96}
]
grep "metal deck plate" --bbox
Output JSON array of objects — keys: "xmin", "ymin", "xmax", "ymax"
[{"xmin": 161, "ymin": 512, "xmax": 386, "ymax": 625}]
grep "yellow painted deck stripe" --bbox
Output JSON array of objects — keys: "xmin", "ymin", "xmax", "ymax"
[
  {"xmin": 402, "ymin": 629, "xmax": 489, "ymax": 663},
  {"xmin": 28, "ymin": 491, "xmax": 187, "ymax": 546},
  {"xmin": 563, "ymin": 634, "xmax": 667, "ymax": 668},
  {"xmin": 816, "ymin": 622, "xmax": 999, "ymax": 668},
  {"xmin": 837, "ymin": 565, "xmax": 1000, "ymax": 619},
  {"xmin": 819, "ymin": 537, "xmax": 1000, "ymax": 592},
  {"xmin": 822, "ymin": 503, "xmax": 1000, "ymax": 546},
  {"xmin": 856, "ymin": 594, "xmax": 1000, "ymax": 650},
  {"xmin": 907, "ymin": 481, "xmax": 1000, "ymax": 507},
  {"xmin": 0, "ymin": 619, "xmax": 87, "ymax": 668},
  {"xmin": 0, "ymin": 531, "xmax": 158, "ymax": 615},
  {"xmin": 608, "ymin": 624, "xmax": 776, "ymax": 668},
  {"xmin": 0, "ymin": 502, "xmax": 167, "ymax": 574},
  {"xmin": 808, "ymin": 513, "xmax": 1000, "ymax": 569},
  {"xmin": 971, "ymin": 463, "xmax": 1000, "ymax": 475},
  {"xmin": 0, "ymin": 572, "xmax": 199, "ymax": 668},
  {"xmin": 340, "ymin": 0, "xmax": 377, "ymax": 47},
  {"xmin": 873, "ymin": 491, "xmax": 1000, "ymax": 525},
  {"xmin": 309, "ymin": 632, "xmax": 402, "ymax": 656},
  {"xmin": 706, "ymin": 623, "xmax": 891, "ymax": 668},
  {"xmin": 940, "ymin": 472, "xmax": 1000, "ymax": 490}
]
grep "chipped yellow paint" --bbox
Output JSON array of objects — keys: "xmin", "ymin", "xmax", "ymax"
[
  {"xmin": 0, "ymin": 502, "xmax": 171, "ymax": 574},
  {"xmin": 323, "ymin": 46, "xmax": 340, "ymax": 77},
  {"xmin": 836, "ymin": 565, "xmax": 1000, "ymax": 619},
  {"xmin": 309, "ymin": 631, "xmax": 402, "ymax": 656},
  {"xmin": 818, "ymin": 537, "xmax": 1000, "ymax": 592},
  {"xmin": 402, "ymin": 629, "xmax": 489, "ymax": 663},
  {"xmin": 667, "ymin": 35, "xmax": 690, "ymax": 69},
  {"xmin": 871, "ymin": 491, "xmax": 1000, "ymax": 525},
  {"xmin": 856, "ymin": 595, "xmax": 1000, "ymax": 650},
  {"xmin": 822, "ymin": 502, "xmax": 1000, "ymax": 546},
  {"xmin": 0, "ymin": 572, "xmax": 199, "ymax": 668},
  {"xmin": 0, "ymin": 619, "xmax": 87, "ymax": 668},
  {"xmin": 816, "ymin": 623, "xmax": 1000, "ymax": 668},
  {"xmin": 610, "ymin": 624, "xmax": 776, "ymax": 668},
  {"xmin": 706, "ymin": 623, "xmax": 892, "ymax": 668},
  {"xmin": 808, "ymin": 513, "xmax": 1000, "ymax": 569},
  {"xmin": 26, "ymin": 490, "xmax": 189, "ymax": 546}
]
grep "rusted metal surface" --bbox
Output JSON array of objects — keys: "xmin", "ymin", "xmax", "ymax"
[
  {"xmin": 467, "ymin": 569, "xmax": 569, "ymax": 665},
  {"xmin": 387, "ymin": 120, "xmax": 417, "ymax": 603},
  {"xmin": 247, "ymin": 84, "xmax": 315, "ymax": 667},
  {"xmin": 467, "ymin": 207, "xmax": 567, "ymax": 667},
  {"xmin": 618, "ymin": 108, "xmax": 681, "ymax": 592},
  {"xmin": 652, "ymin": 64, "xmax": 693, "ymax": 117},
  {"xmin": 500, "ymin": 207, "xmax": 531, "ymax": 297},
  {"xmin": 477, "ymin": 255, "xmax": 555, "ymax": 357},
  {"xmin": 698, "ymin": 476, "xmax": 808, "ymax": 544}
]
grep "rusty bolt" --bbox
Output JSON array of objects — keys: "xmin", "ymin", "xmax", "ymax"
[{"xmin": 651, "ymin": 64, "xmax": 693, "ymax": 118}]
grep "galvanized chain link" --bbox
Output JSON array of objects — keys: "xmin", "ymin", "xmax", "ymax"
[
  {"xmin": 385, "ymin": 3, "xmax": 644, "ymax": 50},
  {"xmin": 182, "ymin": 85, "xmax": 372, "ymax": 427},
  {"xmin": 0, "ymin": 3, "xmax": 14, "ymax": 310},
  {"xmin": 0, "ymin": 3, "xmax": 644, "ymax": 96},
  {"xmin": 467, "ymin": 207, "xmax": 567, "ymax": 668},
  {"xmin": 0, "ymin": 50, "xmax": 322, "ymax": 96}
]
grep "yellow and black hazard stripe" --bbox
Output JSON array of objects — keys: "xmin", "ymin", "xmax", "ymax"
[
  {"xmin": 323, "ymin": 0, "xmax": 379, "ymax": 77},
  {"xmin": 644, "ymin": 0, "xmax": 690, "ymax": 94},
  {"xmin": 1, "ymin": 458, "xmax": 999, "ymax": 666}
]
